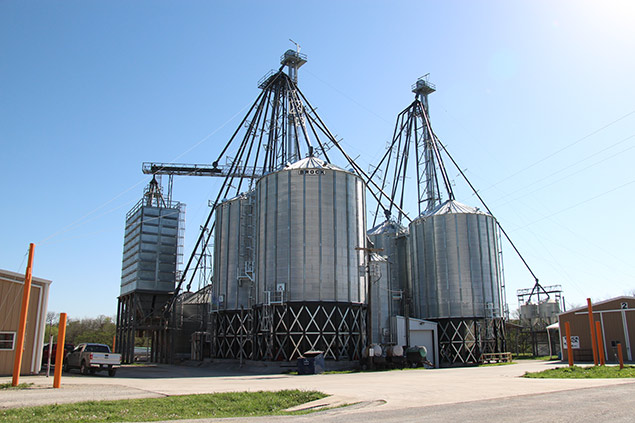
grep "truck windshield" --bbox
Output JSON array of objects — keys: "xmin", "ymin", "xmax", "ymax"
[{"xmin": 85, "ymin": 345, "xmax": 110, "ymax": 353}]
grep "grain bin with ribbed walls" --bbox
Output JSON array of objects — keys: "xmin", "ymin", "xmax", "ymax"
[
  {"xmin": 409, "ymin": 200, "xmax": 502, "ymax": 319},
  {"xmin": 409, "ymin": 199, "xmax": 505, "ymax": 364},
  {"xmin": 367, "ymin": 219, "xmax": 408, "ymax": 343},
  {"xmin": 253, "ymin": 156, "xmax": 367, "ymax": 361},
  {"xmin": 255, "ymin": 157, "xmax": 366, "ymax": 303},
  {"xmin": 213, "ymin": 190, "xmax": 256, "ymax": 311}
]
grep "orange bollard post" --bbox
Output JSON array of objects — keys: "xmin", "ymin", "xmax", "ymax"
[
  {"xmin": 617, "ymin": 343, "xmax": 624, "ymax": 370},
  {"xmin": 565, "ymin": 321, "xmax": 574, "ymax": 367},
  {"xmin": 112, "ymin": 334, "xmax": 116, "ymax": 352},
  {"xmin": 587, "ymin": 298, "xmax": 598, "ymax": 366},
  {"xmin": 53, "ymin": 313, "xmax": 68, "ymax": 389},
  {"xmin": 12, "ymin": 243, "xmax": 35, "ymax": 386},
  {"xmin": 595, "ymin": 321, "xmax": 605, "ymax": 366}
]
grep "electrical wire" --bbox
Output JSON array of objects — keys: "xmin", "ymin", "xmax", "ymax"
[
  {"xmin": 36, "ymin": 101, "xmax": 252, "ymax": 246},
  {"xmin": 303, "ymin": 69, "xmax": 393, "ymax": 126},
  {"xmin": 479, "ymin": 109, "xmax": 635, "ymax": 194},
  {"xmin": 490, "ymin": 134, "xmax": 635, "ymax": 206},
  {"xmin": 511, "ymin": 178, "xmax": 635, "ymax": 231}
]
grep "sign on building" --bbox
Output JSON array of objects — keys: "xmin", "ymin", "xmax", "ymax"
[{"xmin": 562, "ymin": 336, "xmax": 580, "ymax": 349}]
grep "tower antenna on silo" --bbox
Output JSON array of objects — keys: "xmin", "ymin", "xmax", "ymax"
[{"xmin": 289, "ymin": 39, "xmax": 301, "ymax": 53}]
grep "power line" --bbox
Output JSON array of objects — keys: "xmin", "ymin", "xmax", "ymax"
[
  {"xmin": 495, "ymin": 136, "xmax": 635, "ymax": 207},
  {"xmin": 511, "ymin": 178, "xmax": 635, "ymax": 231},
  {"xmin": 37, "ymin": 102, "xmax": 251, "ymax": 245},
  {"xmin": 480, "ymin": 109, "xmax": 635, "ymax": 193}
]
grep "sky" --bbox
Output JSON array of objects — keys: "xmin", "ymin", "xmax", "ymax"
[{"xmin": 1, "ymin": 0, "xmax": 634, "ymax": 319}]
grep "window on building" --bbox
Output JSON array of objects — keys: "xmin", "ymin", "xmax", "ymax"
[{"xmin": 0, "ymin": 332, "xmax": 16, "ymax": 350}]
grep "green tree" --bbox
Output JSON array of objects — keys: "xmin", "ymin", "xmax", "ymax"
[{"xmin": 45, "ymin": 314, "xmax": 116, "ymax": 349}]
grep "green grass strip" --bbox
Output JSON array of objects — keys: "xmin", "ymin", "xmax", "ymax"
[
  {"xmin": 479, "ymin": 361, "xmax": 516, "ymax": 367},
  {"xmin": 0, "ymin": 383, "xmax": 32, "ymax": 390},
  {"xmin": 524, "ymin": 365, "xmax": 635, "ymax": 379},
  {"xmin": 0, "ymin": 390, "xmax": 326, "ymax": 423}
]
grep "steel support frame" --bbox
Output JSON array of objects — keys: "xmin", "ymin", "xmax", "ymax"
[
  {"xmin": 115, "ymin": 291, "xmax": 174, "ymax": 364},
  {"xmin": 211, "ymin": 302, "xmax": 366, "ymax": 362},
  {"xmin": 211, "ymin": 309, "xmax": 254, "ymax": 360},
  {"xmin": 435, "ymin": 317, "xmax": 506, "ymax": 365}
]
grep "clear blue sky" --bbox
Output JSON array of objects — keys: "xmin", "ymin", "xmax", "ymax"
[{"xmin": 2, "ymin": 1, "xmax": 634, "ymax": 319}]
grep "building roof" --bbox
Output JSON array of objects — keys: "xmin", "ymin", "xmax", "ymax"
[
  {"xmin": 0, "ymin": 268, "xmax": 52, "ymax": 286},
  {"xmin": 558, "ymin": 296, "xmax": 635, "ymax": 315}
]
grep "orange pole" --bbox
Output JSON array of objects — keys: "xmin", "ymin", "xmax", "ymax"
[
  {"xmin": 53, "ymin": 313, "xmax": 67, "ymax": 388},
  {"xmin": 12, "ymin": 243, "xmax": 35, "ymax": 386},
  {"xmin": 565, "ymin": 321, "xmax": 574, "ymax": 367},
  {"xmin": 112, "ymin": 334, "xmax": 116, "ymax": 352},
  {"xmin": 595, "ymin": 321, "xmax": 605, "ymax": 366},
  {"xmin": 617, "ymin": 343, "xmax": 624, "ymax": 370},
  {"xmin": 587, "ymin": 298, "xmax": 598, "ymax": 366}
]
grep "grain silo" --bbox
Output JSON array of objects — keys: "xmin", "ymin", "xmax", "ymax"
[
  {"xmin": 367, "ymin": 219, "xmax": 408, "ymax": 344},
  {"xmin": 366, "ymin": 76, "xmax": 510, "ymax": 365},
  {"xmin": 409, "ymin": 199, "xmax": 505, "ymax": 364},
  {"xmin": 166, "ymin": 49, "xmax": 371, "ymax": 363},
  {"xmin": 253, "ymin": 156, "xmax": 367, "ymax": 360},
  {"xmin": 213, "ymin": 190, "xmax": 256, "ymax": 311}
]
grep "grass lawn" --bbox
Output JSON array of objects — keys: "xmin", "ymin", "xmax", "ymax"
[
  {"xmin": 479, "ymin": 361, "xmax": 515, "ymax": 367},
  {"xmin": 0, "ymin": 383, "xmax": 32, "ymax": 390},
  {"xmin": 0, "ymin": 390, "xmax": 326, "ymax": 423},
  {"xmin": 524, "ymin": 365, "xmax": 635, "ymax": 379},
  {"xmin": 514, "ymin": 355, "xmax": 557, "ymax": 361}
]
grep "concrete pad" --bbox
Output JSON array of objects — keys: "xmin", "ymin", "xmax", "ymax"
[
  {"xmin": 1, "ymin": 360, "xmax": 633, "ymax": 413},
  {"xmin": 0, "ymin": 383, "xmax": 162, "ymax": 409}
]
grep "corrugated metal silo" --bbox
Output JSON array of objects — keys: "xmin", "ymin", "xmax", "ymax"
[
  {"xmin": 409, "ymin": 200, "xmax": 502, "ymax": 319},
  {"xmin": 213, "ymin": 190, "xmax": 256, "ymax": 310},
  {"xmin": 250, "ymin": 156, "xmax": 367, "ymax": 361},
  {"xmin": 367, "ymin": 220, "xmax": 408, "ymax": 343},
  {"xmin": 255, "ymin": 157, "xmax": 366, "ymax": 303},
  {"xmin": 409, "ymin": 199, "xmax": 505, "ymax": 364}
]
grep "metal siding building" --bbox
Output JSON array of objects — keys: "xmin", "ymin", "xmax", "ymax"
[
  {"xmin": 558, "ymin": 296, "xmax": 635, "ymax": 362},
  {"xmin": 0, "ymin": 269, "xmax": 51, "ymax": 375}
]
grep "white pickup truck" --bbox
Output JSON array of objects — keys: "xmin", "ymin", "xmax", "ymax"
[{"xmin": 63, "ymin": 343, "xmax": 121, "ymax": 377}]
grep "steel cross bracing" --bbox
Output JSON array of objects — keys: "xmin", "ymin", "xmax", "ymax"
[
  {"xmin": 368, "ymin": 75, "xmax": 543, "ymax": 291},
  {"xmin": 368, "ymin": 81, "xmax": 455, "ymax": 227},
  {"xmin": 436, "ymin": 318, "xmax": 506, "ymax": 364},
  {"xmin": 157, "ymin": 55, "xmax": 410, "ymax": 317}
]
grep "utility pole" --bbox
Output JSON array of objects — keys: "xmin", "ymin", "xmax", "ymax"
[{"xmin": 12, "ymin": 243, "xmax": 34, "ymax": 386}]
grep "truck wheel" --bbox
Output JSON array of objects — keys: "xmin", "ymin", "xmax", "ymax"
[
  {"xmin": 108, "ymin": 368, "xmax": 117, "ymax": 377},
  {"xmin": 80, "ymin": 361, "xmax": 88, "ymax": 375},
  {"xmin": 63, "ymin": 361, "xmax": 70, "ymax": 373}
]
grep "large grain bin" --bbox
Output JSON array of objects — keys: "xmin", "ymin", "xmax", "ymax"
[
  {"xmin": 255, "ymin": 157, "xmax": 366, "ymax": 303},
  {"xmin": 213, "ymin": 190, "xmax": 256, "ymax": 310},
  {"xmin": 409, "ymin": 200, "xmax": 502, "ymax": 320}
]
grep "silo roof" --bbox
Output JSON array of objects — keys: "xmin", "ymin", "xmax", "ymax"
[
  {"xmin": 368, "ymin": 219, "xmax": 406, "ymax": 236},
  {"xmin": 284, "ymin": 157, "xmax": 345, "ymax": 171},
  {"xmin": 424, "ymin": 199, "xmax": 490, "ymax": 217}
]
